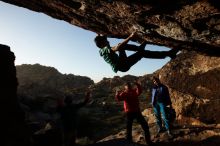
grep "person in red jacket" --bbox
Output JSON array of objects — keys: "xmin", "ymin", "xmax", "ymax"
[{"xmin": 115, "ymin": 81, "xmax": 154, "ymax": 146}]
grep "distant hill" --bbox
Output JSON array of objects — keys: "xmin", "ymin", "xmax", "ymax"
[
  {"xmin": 16, "ymin": 63, "xmax": 94, "ymax": 97},
  {"xmin": 16, "ymin": 64, "xmax": 94, "ymax": 112}
]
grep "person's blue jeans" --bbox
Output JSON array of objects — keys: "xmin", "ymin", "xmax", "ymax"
[{"xmin": 153, "ymin": 102, "xmax": 170, "ymax": 131}]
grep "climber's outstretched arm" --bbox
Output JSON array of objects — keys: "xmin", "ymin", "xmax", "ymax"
[{"xmin": 111, "ymin": 32, "xmax": 135, "ymax": 52}]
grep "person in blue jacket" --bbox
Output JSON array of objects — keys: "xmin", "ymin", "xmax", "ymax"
[{"xmin": 151, "ymin": 76, "xmax": 173, "ymax": 137}]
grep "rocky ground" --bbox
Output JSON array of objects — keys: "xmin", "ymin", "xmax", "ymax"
[
  {"xmin": 30, "ymin": 106, "xmax": 220, "ymax": 146},
  {"xmin": 89, "ymin": 121, "xmax": 220, "ymax": 146},
  {"xmin": 84, "ymin": 105, "xmax": 220, "ymax": 146}
]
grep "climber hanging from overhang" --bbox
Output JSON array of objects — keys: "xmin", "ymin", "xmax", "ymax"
[{"xmin": 94, "ymin": 32, "xmax": 179, "ymax": 73}]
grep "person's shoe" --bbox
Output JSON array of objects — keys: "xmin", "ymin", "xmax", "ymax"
[
  {"xmin": 167, "ymin": 130, "xmax": 173, "ymax": 138},
  {"xmin": 168, "ymin": 48, "xmax": 180, "ymax": 59},
  {"xmin": 155, "ymin": 128, "xmax": 163, "ymax": 137},
  {"xmin": 157, "ymin": 127, "xmax": 164, "ymax": 134}
]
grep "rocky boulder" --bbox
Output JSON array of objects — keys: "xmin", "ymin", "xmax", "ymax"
[{"xmin": 158, "ymin": 51, "xmax": 220, "ymax": 124}]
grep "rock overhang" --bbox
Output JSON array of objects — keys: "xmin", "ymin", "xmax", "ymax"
[{"xmin": 1, "ymin": 0, "xmax": 220, "ymax": 56}]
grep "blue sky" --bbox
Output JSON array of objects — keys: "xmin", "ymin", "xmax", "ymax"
[{"xmin": 0, "ymin": 1, "xmax": 170, "ymax": 82}]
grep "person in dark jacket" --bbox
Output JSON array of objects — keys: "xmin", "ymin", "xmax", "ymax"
[
  {"xmin": 151, "ymin": 76, "xmax": 173, "ymax": 137},
  {"xmin": 57, "ymin": 91, "xmax": 91, "ymax": 146},
  {"xmin": 115, "ymin": 81, "xmax": 154, "ymax": 146}
]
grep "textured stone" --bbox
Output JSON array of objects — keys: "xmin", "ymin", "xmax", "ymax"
[
  {"xmin": 158, "ymin": 51, "xmax": 220, "ymax": 124},
  {"xmin": 1, "ymin": 0, "xmax": 220, "ymax": 56}
]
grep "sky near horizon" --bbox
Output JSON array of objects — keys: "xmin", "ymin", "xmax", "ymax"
[{"xmin": 0, "ymin": 1, "xmax": 170, "ymax": 82}]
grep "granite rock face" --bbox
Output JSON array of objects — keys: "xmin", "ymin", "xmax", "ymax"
[
  {"xmin": 158, "ymin": 51, "xmax": 220, "ymax": 124},
  {"xmin": 1, "ymin": 0, "xmax": 220, "ymax": 56}
]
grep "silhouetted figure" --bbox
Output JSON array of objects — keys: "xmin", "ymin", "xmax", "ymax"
[
  {"xmin": 115, "ymin": 81, "xmax": 154, "ymax": 146},
  {"xmin": 0, "ymin": 44, "xmax": 31, "ymax": 146},
  {"xmin": 151, "ymin": 76, "xmax": 173, "ymax": 137},
  {"xmin": 57, "ymin": 91, "xmax": 91, "ymax": 146},
  {"xmin": 94, "ymin": 32, "xmax": 179, "ymax": 73}
]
